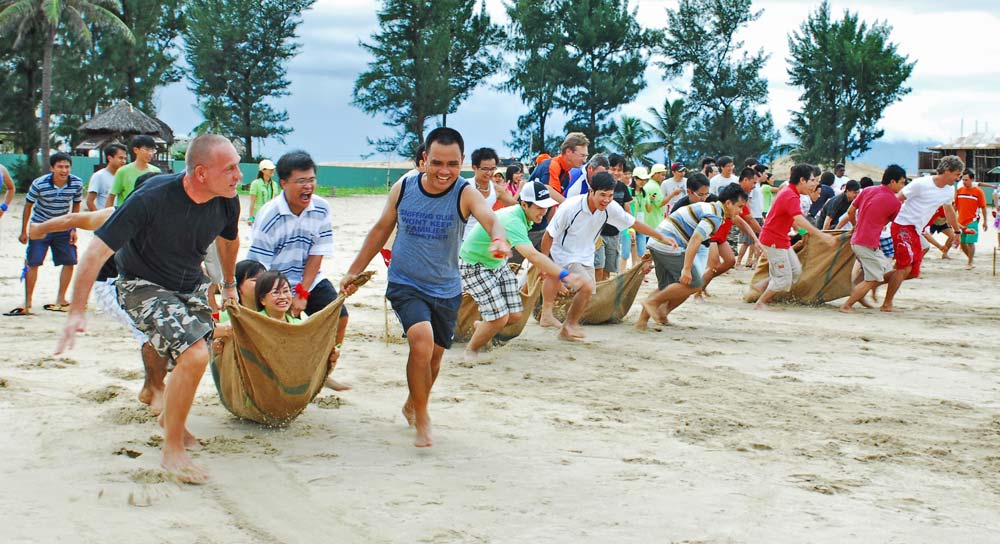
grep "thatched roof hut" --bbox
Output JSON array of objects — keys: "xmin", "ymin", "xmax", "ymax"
[{"xmin": 74, "ymin": 100, "xmax": 174, "ymax": 168}]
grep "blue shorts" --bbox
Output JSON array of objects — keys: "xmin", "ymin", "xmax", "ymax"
[
  {"xmin": 386, "ymin": 282, "xmax": 461, "ymax": 349},
  {"xmin": 27, "ymin": 230, "xmax": 77, "ymax": 267},
  {"xmin": 879, "ymin": 236, "xmax": 895, "ymax": 259}
]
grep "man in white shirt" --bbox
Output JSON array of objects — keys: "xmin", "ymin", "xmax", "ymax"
[
  {"xmin": 881, "ymin": 155, "xmax": 965, "ymax": 312},
  {"xmin": 539, "ymin": 172, "xmax": 674, "ymax": 341},
  {"xmin": 832, "ymin": 163, "xmax": 850, "ymax": 193},
  {"xmin": 709, "ymin": 156, "xmax": 738, "ymax": 195},
  {"xmin": 660, "ymin": 162, "xmax": 687, "ymax": 212},
  {"xmin": 86, "ymin": 144, "xmax": 127, "ymax": 211}
]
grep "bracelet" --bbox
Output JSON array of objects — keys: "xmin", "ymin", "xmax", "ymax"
[
  {"xmin": 222, "ymin": 279, "xmax": 237, "ymax": 289},
  {"xmin": 248, "ymin": 216, "xmax": 254, "ymax": 222},
  {"xmin": 0, "ymin": 203, "xmax": 7, "ymax": 212},
  {"xmin": 558, "ymin": 269, "xmax": 570, "ymax": 282},
  {"xmin": 294, "ymin": 283, "xmax": 310, "ymax": 300}
]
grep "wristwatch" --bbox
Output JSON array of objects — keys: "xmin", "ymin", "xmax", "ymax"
[{"xmin": 223, "ymin": 280, "xmax": 237, "ymax": 289}]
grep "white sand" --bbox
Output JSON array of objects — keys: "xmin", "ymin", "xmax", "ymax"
[{"xmin": 2, "ymin": 195, "xmax": 998, "ymax": 543}]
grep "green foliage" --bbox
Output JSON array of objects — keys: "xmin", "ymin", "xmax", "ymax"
[
  {"xmin": 0, "ymin": 25, "xmax": 43, "ymax": 167},
  {"xmin": 644, "ymin": 97, "xmax": 688, "ymax": 165},
  {"xmin": 353, "ymin": 0, "xmax": 501, "ymax": 157},
  {"xmin": 787, "ymin": 1, "xmax": 914, "ymax": 166},
  {"xmin": 656, "ymin": 0, "xmax": 779, "ymax": 162},
  {"xmin": 9, "ymin": 155, "xmax": 41, "ymax": 192},
  {"xmin": 184, "ymin": 0, "xmax": 314, "ymax": 161},
  {"xmin": 557, "ymin": 0, "xmax": 653, "ymax": 149},
  {"xmin": 606, "ymin": 116, "xmax": 655, "ymax": 166}
]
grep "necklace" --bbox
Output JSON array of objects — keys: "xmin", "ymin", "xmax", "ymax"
[{"xmin": 476, "ymin": 180, "xmax": 490, "ymax": 194}]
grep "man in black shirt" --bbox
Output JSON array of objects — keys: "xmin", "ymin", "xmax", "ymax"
[
  {"xmin": 817, "ymin": 179, "xmax": 861, "ymax": 230},
  {"xmin": 57, "ymin": 134, "xmax": 241, "ymax": 484}
]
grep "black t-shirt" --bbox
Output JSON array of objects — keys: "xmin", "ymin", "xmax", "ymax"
[
  {"xmin": 809, "ymin": 185, "xmax": 834, "ymax": 216},
  {"xmin": 95, "ymin": 173, "xmax": 240, "ymax": 292},
  {"xmin": 817, "ymin": 192, "xmax": 849, "ymax": 228},
  {"xmin": 601, "ymin": 181, "xmax": 635, "ymax": 236}
]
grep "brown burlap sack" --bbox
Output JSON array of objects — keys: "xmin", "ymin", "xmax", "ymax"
[
  {"xmin": 530, "ymin": 262, "xmax": 648, "ymax": 324},
  {"xmin": 454, "ymin": 264, "xmax": 541, "ymax": 344},
  {"xmin": 210, "ymin": 271, "xmax": 373, "ymax": 426},
  {"xmin": 744, "ymin": 231, "xmax": 855, "ymax": 305}
]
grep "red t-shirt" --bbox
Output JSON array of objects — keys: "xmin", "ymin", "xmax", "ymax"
[
  {"xmin": 955, "ymin": 185, "xmax": 986, "ymax": 225},
  {"xmin": 925, "ymin": 207, "xmax": 945, "ymax": 227},
  {"xmin": 709, "ymin": 204, "xmax": 751, "ymax": 243},
  {"xmin": 759, "ymin": 185, "xmax": 802, "ymax": 249},
  {"xmin": 850, "ymin": 185, "xmax": 901, "ymax": 249}
]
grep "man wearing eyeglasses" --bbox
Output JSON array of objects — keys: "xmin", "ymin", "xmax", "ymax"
[{"xmin": 248, "ymin": 151, "xmax": 350, "ymax": 353}]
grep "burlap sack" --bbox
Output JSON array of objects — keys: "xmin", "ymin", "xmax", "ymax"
[
  {"xmin": 454, "ymin": 264, "xmax": 541, "ymax": 344},
  {"xmin": 744, "ymin": 231, "xmax": 855, "ymax": 304},
  {"xmin": 530, "ymin": 262, "xmax": 648, "ymax": 324}
]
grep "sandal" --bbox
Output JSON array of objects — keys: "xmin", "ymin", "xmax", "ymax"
[
  {"xmin": 43, "ymin": 303, "xmax": 71, "ymax": 312},
  {"xmin": 3, "ymin": 307, "xmax": 30, "ymax": 316}
]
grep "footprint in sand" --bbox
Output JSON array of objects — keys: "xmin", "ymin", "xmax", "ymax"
[
  {"xmin": 79, "ymin": 385, "xmax": 126, "ymax": 403},
  {"xmin": 18, "ymin": 356, "xmax": 77, "ymax": 370}
]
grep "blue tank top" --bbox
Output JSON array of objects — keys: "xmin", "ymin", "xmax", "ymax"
[{"xmin": 388, "ymin": 174, "xmax": 469, "ymax": 298}]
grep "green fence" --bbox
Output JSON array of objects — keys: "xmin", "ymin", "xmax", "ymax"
[{"xmin": 0, "ymin": 153, "xmax": 472, "ymax": 190}]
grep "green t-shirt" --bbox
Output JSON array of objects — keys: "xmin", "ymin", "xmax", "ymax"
[
  {"xmin": 760, "ymin": 184, "xmax": 779, "ymax": 213},
  {"xmin": 459, "ymin": 205, "xmax": 531, "ymax": 269},
  {"xmin": 249, "ymin": 178, "xmax": 280, "ymax": 217},
  {"xmin": 110, "ymin": 162, "xmax": 161, "ymax": 205},
  {"xmin": 640, "ymin": 182, "xmax": 663, "ymax": 229}
]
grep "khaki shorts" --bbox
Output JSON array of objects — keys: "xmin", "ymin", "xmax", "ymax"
[
  {"xmin": 763, "ymin": 245, "xmax": 801, "ymax": 292},
  {"xmin": 566, "ymin": 262, "xmax": 597, "ymax": 287},
  {"xmin": 851, "ymin": 244, "xmax": 892, "ymax": 282}
]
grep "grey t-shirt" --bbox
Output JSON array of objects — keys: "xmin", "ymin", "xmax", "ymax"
[{"xmin": 87, "ymin": 168, "xmax": 115, "ymax": 208}]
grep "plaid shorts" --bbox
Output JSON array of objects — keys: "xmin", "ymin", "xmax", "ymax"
[
  {"xmin": 879, "ymin": 236, "xmax": 895, "ymax": 258},
  {"xmin": 460, "ymin": 261, "xmax": 523, "ymax": 321},
  {"xmin": 116, "ymin": 278, "xmax": 214, "ymax": 370}
]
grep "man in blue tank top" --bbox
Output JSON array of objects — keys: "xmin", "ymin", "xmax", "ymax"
[{"xmin": 341, "ymin": 127, "xmax": 510, "ymax": 448}]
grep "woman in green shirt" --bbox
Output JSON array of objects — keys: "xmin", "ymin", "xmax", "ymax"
[{"xmin": 247, "ymin": 159, "xmax": 279, "ymax": 226}]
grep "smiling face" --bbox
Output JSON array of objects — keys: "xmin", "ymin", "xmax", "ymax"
[
  {"xmin": 588, "ymin": 189, "xmax": 614, "ymax": 212},
  {"xmin": 522, "ymin": 202, "xmax": 548, "ymax": 223},
  {"xmin": 722, "ymin": 197, "xmax": 746, "ymax": 219},
  {"xmin": 133, "ymin": 145, "xmax": 155, "ymax": 164},
  {"xmin": 50, "ymin": 160, "xmax": 71, "ymax": 184},
  {"xmin": 474, "ymin": 157, "xmax": 497, "ymax": 185},
  {"xmin": 423, "ymin": 142, "xmax": 464, "ymax": 193},
  {"xmin": 260, "ymin": 277, "xmax": 292, "ymax": 318},
  {"xmin": 107, "ymin": 149, "xmax": 127, "ymax": 171},
  {"xmin": 281, "ymin": 167, "xmax": 317, "ymax": 215}
]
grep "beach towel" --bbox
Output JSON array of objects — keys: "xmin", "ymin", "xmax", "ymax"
[
  {"xmin": 744, "ymin": 231, "xmax": 855, "ymax": 305},
  {"xmin": 210, "ymin": 271, "xmax": 373, "ymax": 426},
  {"xmin": 531, "ymin": 261, "xmax": 649, "ymax": 325}
]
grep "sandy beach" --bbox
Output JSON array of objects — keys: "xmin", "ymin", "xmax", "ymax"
[{"xmin": 2, "ymin": 194, "xmax": 998, "ymax": 543}]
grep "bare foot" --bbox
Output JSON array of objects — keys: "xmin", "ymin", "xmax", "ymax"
[
  {"xmin": 966, "ymin": 263, "xmax": 975, "ymax": 270},
  {"xmin": 414, "ymin": 415, "xmax": 432, "ymax": 447},
  {"xmin": 754, "ymin": 302, "xmax": 770, "ymax": 311},
  {"xmin": 858, "ymin": 297, "xmax": 875, "ymax": 309},
  {"xmin": 158, "ymin": 411, "xmax": 200, "ymax": 450},
  {"xmin": 161, "ymin": 446, "xmax": 209, "ymax": 485},
  {"xmin": 558, "ymin": 327, "xmax": 587, "ymax": 342},
  {"xmin": 880, "ymin": 305, "xmax": 904, "ymax": 313},
  {"xmin": 941, "ymin": 253, "xmax": 950, "ymax": 260},
  {"xmin": 401, "ymin": 401, "xmax": 416, "ymax": 427},
  {"xmin": 139, "ymin": 385, "xmax": 164, "ymax": 416},
  {"xmin": 838, "ymin": 305, "xmax": 855, "ymax": 314},
  {"xmin": 633, "ymin": 320, "xmax": 648, "ymax": 331},
  {"xmin": 539, "ymin": 315, "xmax": 562, "ymax": 328},
  {"xmin": 324, "ymin": 377, "xmax": 352, "ymax": 391},
  {"xmin": 640, "ymin": 300, "xmax": 666, "ymax": 325}
]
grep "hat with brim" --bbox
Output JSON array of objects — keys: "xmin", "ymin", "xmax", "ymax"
[
  {"xmin": 520, "ymin": 181, "xmax": 558, "ymax": 208},
  {"xmin": 632, "ymin": 166, "xmax": 650, "ymax": 180},
  {"xmin": 259, "ymin": 159, "xmax": 275, "ymax": 170}
]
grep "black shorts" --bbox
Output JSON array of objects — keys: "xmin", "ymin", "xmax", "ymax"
[
  {"xmin": 305, "ymin": 278, "xmax": 349, "ymax": 318},
  {"xmin": 385, "ymin": 281, "xmax": 462, "ymax": 349},
  {"xmin": 928, "ymin": 223, "xmax": 951, "ymax": 234}
]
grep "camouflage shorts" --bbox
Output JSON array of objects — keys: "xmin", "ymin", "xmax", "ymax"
[{"xmin": 116, "ymin": 278, "xmax": 214, "ymax": 370}]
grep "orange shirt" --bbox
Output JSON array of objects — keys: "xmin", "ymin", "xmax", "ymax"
[
  {"xmin": 955, "ymin": 185, "xmax": 986, "ymax": 225},
  {"xmin": 548, "ymin": 155, "xmax": 572, "ymax": 195}
]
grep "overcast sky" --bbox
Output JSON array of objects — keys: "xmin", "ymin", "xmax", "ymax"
[{"xmin": 155, "ymin": 0, "xmax": 1000, "ymax": 163}]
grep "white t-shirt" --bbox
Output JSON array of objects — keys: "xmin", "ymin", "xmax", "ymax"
[
  {"xmin": 709, "ymin": 174, "xmax": 739, "ymax": 195},
  {"xmin": 832, "ymin": 175, "xmax": 850, "ymax": 193},
  {"xmin": 660, "ymin": 177, "xmax": 686, "ymax": 210},
  {"xmin": 894, "ymin": 176, "xmax": 956, "ymax": 228},
  {"xmin": 464, "ymin": 181, "xmax": 496, "ymax": 239},
  {"xmin": 87, "ymin": 168, "xmax": 115, "ymax": 209},
  {"xmin": 546, "ymin": 194, "xmax": 634, "ymax": 266},
  {"xmin": 748, "ymin": 183, "xmax": 763, "ymax": 217}
]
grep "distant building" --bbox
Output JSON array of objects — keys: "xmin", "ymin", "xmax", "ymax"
[
  {"xmin": 919, "ymin": 132, "xmax": 1000, "ymax": 183},
  {"xmin": 75, "ymin": 100, "xmax": 175, "ymax": 172}
]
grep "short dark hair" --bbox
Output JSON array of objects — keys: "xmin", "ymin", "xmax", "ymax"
[
  {"xmin": 820, "ymin": 172, "xmax": 835, "ymax": 186},
  {"xmin": 753, "ymin": 163, "xmax": 767, "ymax": 175},
  {"xmin": 470, "ymin": 147, "xmax": 499, "ymax": 167},
  {"xmin": 589, "ymin": 171, "xmax": 615, "ymax": 192},
  {"xmin": 859, "ymin": 176, "xmax": 874, "ymax": 188},
  {"xmin": 845, "ymin": 180, "xmax": 861, "ymax": 192},
  {"xmin": 717, "ymin": 156, "xmax": 733, "ymax": 168},
  {"xmin": 254, "ymin": 270, "xmax": 291, "ymax": 313},
  {"xmin": 608, "ymin": 153, "xmax": 626, "ymax": 169},
  {"xmin": 963, "ymin": 167, "xmax": 975, "ymax": 179},
  {"xmin": 739, "ymin": 167, "xmax": 756, "ymax": 182},
  {"xmin": 811, "ymin": 165, "xmax": 822, "ymax": 177},
  {"xmin": 413, "ymin": 143, "xmax": 425, "ymax": 166},
  {"xmin": 49, "ymin": 152, "xmax": 72, "ymax": 167},
  {"xmin": 700, "ymin": 156, "xmax": 715, "ymax": 168},
  {"xmin": 882, "ymin": 165, "xmax": 906, "ymax": 185},
  {"xmin": 834, "ymin": 163, "xmax": 845, "ymax": 170},
  {"xmin": 132, "ymin": 172, "xmax": 158, "ymax": 193},
  {"xmin": 130, "ymin": 134, "xmax": 156, "ymax": 151},
  {"xmin": 744, "ymin": 157, "xmax": 759, "ymax": 167},
  {"xmin": 425, "ymin": 127, "xmax": 464, "ymax": 155},
  {"xmin": 686, "ymin": 173, "xmax": 710, "ymax": 191},
  {"xmin": 103, "ymin": 143, "xmax": 127, "ymax": 161},
  {"xmin": 719, "ymin": 182, "xmax": 748, "ymax": 204},
  {"xmin": 276, "ymin": 151, "xmax": 316, "ymax": 182},
  {"xmin": 789, "ymin": 164, "xmax": 814, "ymax": 185},
  {"xmin": 235, "ymin": 259, "xmax": 267, "ymax": 304},
  {"xmin": 505, "ymin": 164, "xmax": 521, "ymax": 183}
]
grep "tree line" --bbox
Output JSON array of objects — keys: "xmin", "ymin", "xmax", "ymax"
[
  {"xmin": 353, "ymin": 0, "xmax": 913, "ymax": 169},
  {"xmin": 0, "ymin": 0, "xmax": 313, "ymax": 183}
]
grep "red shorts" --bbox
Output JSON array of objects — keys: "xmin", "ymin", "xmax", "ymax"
[{"xmin": 891, "ymin": 222, "xmax": 922, "ymax": 278}]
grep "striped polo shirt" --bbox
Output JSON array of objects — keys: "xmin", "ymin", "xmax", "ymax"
[
  {"xmin": 247, "ymin": 193, "xmax": 334, "ymax": 290},
  {"xmin": 648, "ymin": 201, "xmax": 724, "ymax": 252},
  {"xmin": 26, "ymin": 173, "xmax": 84, "ymax": 223}
]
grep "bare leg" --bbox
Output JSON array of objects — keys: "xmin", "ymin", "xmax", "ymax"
[
  {"xmin": 139, "ymin": 342, "xmax": 168, "ymax": 415},
  {"xmin": 961, "ymin": 243, "xmax": 975, "ymax": 268},
  {"xmin": 840, "ymin": 279, "xmax": 880, "ymax": 313},
  {"xmin": 539, "ymin": 275, "xmax": 563, "ymax": 328},
  {"xmin": 560, "ymin": 282, "xmax": 593, "ymax": 340},
  {"xmin": 57, "ymin": 265, "xmax": 74, "ymax": 306},
  {"xmin": 661, "ymin": 283, "xmax": 699, "ymax": 319},
  {"xmin": 466, "ymin": 314, "xmax": 512, "ymax": 357},
  {"xmin": 24, "ymin": 265, "xmax": 39, "ymax": 311},
  {"xmin": 402, "ymin": 323, "xmax": 439, "ymax": 447},
  {"xmin": 160, "ymin": 340, "xmax": 210, "ymax": 484},
  {"xmin": 595, "ymin": 268, "xmax": 606, "ymax": 282},
  {"xmin": 941, "ymin": 230, "xmax": 954, "ymax": 259},
  {"xmin": 881, "ymin": 266, "xmax": 910, "ymax": 312}
]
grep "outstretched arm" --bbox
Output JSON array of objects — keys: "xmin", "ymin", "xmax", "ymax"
[
  {"xmin": 341, "ymin": 182, "xmax": 402, "ymax": 294},
  {"xmin": 56, "ymin": 238, "xmax": 115, "ymax": 354},
  {"xmin": 29, "ymin": 207, "xmax": 115, "ymax": 240},
  {"xmin": 463, "ymin": 187, "xmax": 511, "ymax": 259}
]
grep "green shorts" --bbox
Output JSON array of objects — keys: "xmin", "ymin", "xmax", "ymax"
[{"xmin": 960, "ymin": 221, "xmax": 979, "ymax": 244}]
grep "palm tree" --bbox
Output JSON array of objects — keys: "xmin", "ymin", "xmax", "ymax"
[
  {"xmin": 0, "ymin": 0, "xmax": 132, "ymax": 171},
  {"xmin": 644, "ymin": 98, "xmax": 689, "ymax": 165},
  {"xmin": 607, "ymin": 116, "xmax": 655, "ymax": 166}
]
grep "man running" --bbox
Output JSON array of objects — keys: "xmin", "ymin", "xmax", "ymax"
[
  {"xmin": 340, "ymin": 127, "xmax": 509, "ymax": 448},
  {"xmin": 955, "ymin": 168, "xmax": 988, "ymax": 269},
  {"xmin": 57, "ymin": 134, "xmax": 242, "ymax": 483}
]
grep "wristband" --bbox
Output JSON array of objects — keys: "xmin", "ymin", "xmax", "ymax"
[
  {"xmin": 248, "ymin": 216, "xmax": 254, "ymax": 222},
  {"xmin": 222, "ymin": 279, "xmax": 237, "ymax": 289},
  {"xmin": 294, "ymin": 283, "xmax": 310, "ymax": 300},
  {"xmin": 558, "ymin": 269, "xmax": 570, "ymax": 282},
  {"xmin": 0, "ymin": 203, "xmax": 7, "ymax": 212}
]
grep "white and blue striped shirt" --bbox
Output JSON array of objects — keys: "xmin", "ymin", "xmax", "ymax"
[
  {"xmin": 247, "ymin": 194, "xmax": 334, "ymax": 290},
  {"xmin": 26, "ymin": 173, "xmax": 84, "ymax": 222},
  {"xmin": 649, "ymin": 201, "xmax": 724, "ymax": 252}
]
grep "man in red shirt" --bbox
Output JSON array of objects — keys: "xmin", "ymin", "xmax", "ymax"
[
  {"xmin": 954, "ymin": 168, "xmax": 989, "ymax": 269},
  {"xmin": 840, "ymin": 165, "xmax": 906, "ymax": 312},
  {"xmin": 753, "ymin": 164, "xmax": 836, "ymax": 310}
]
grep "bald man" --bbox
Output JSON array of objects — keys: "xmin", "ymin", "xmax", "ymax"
[{"xmin": 57, "ymin": 134, "xmax": 242, "ymax": 484}]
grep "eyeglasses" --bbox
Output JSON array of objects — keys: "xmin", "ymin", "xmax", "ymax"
[
  {"xmin": 476, "ymin": 166, "xmax": 498, "ymax": 172},
  {"xmin": 694, "ymin": 191, "xmax": 709, "ymax": 198},
  {"xmin": 289, "ymin": 177, "xmax": 317, "ymax": 185},
  {"xmin": 575, "ymin": 151, "xmax": 589, "ymax": 160},
  {"xmin": 269, "ymin": 287, "xmax": 292, "ymax": 298}
]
